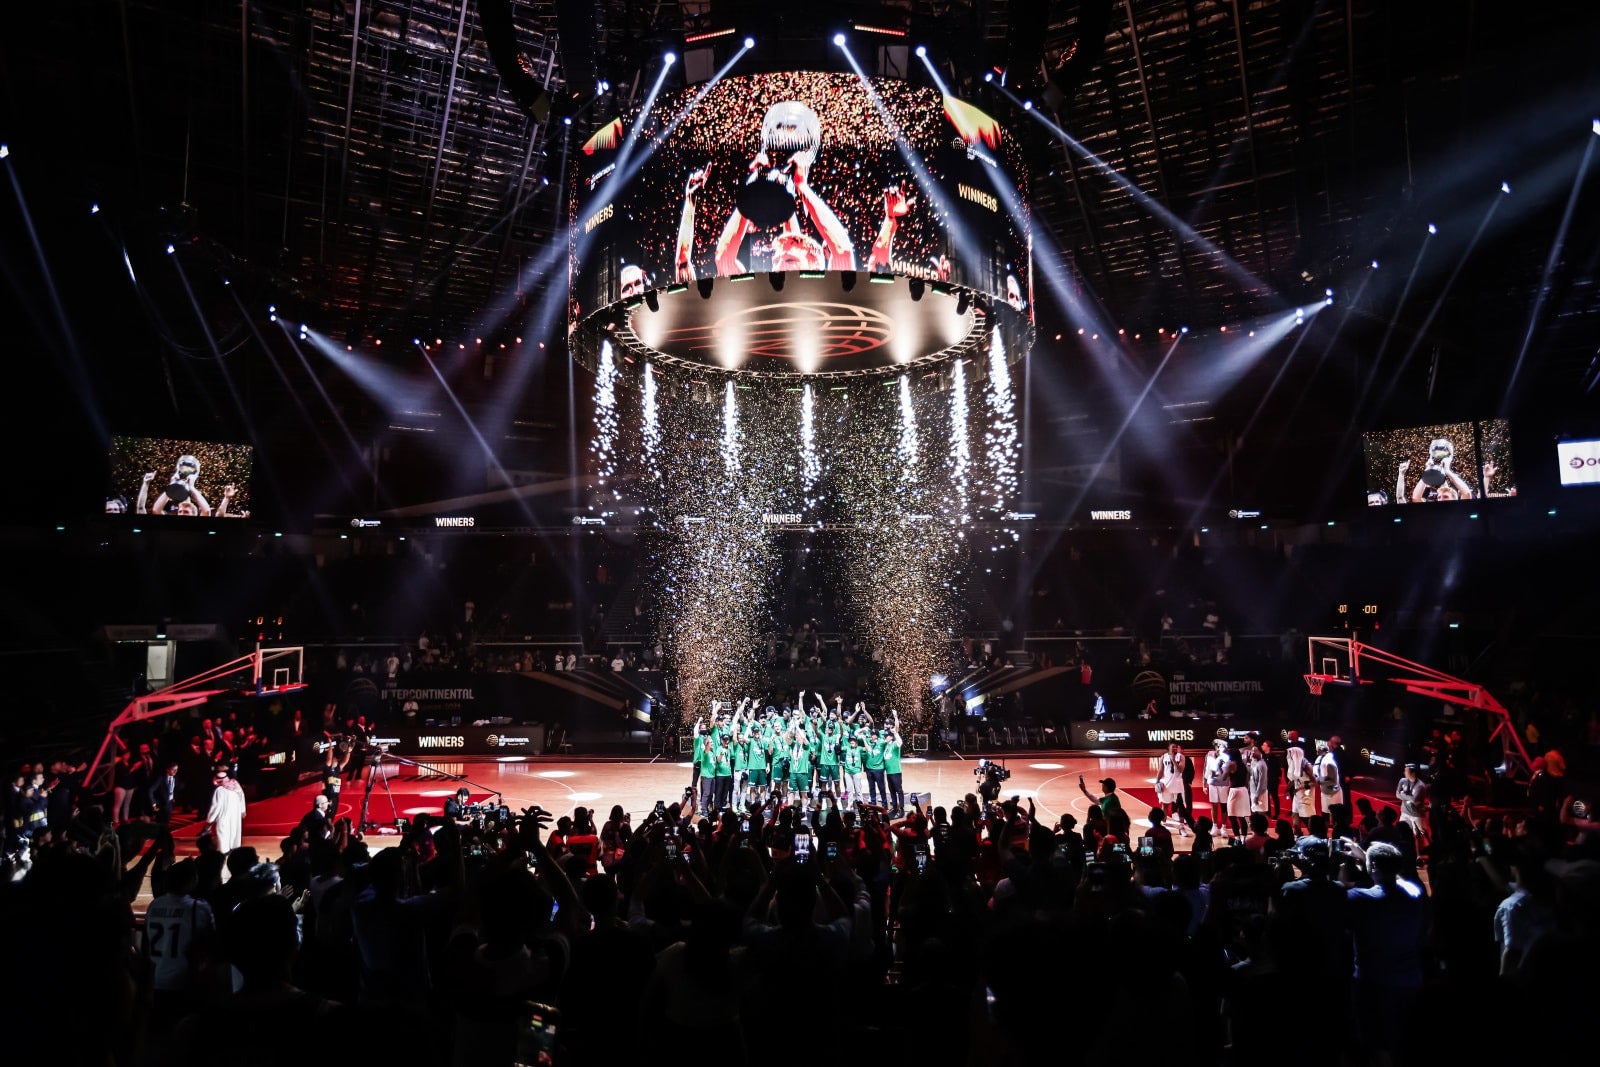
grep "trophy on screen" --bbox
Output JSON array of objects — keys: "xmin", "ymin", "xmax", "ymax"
[
  {"xmin": 738, "ymin": 100, "xmax": 822, "ymax": 227},
  {"xmin": 165, "ymin": 454, "xmax": 201, "ymax": 503}
]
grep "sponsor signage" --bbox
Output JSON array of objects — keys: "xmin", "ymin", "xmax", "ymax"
[
  {"xmin": 1557, "ymin": 438, "xmax": 1600, "ymax": 486},
  {"xmin": 367, "ymin": 725, "xmax": 548, "ymax": 756},
  {"xmin": 1228, "ymin": 509, "xmax": 1261, "ymax": 519},
  {"xmin": 1168, "ymin": 675, "xmax": 1265, "ymax": 707},
  {"xmin": 103, "ymin": 623, "xmax": 222, "ymax": 642},
  {"xmin": 1069, "ymin": 721, "xmax": 1271, "ymax": 750}
]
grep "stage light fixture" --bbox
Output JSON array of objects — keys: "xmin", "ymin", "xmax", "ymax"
[
  {"xmin": 1427, "ymin": 223, "xmax": 1437, "ymax": 235},
  {"xmin": 696, "ymin": 277, "xmax": 714, "ymax": 299},
  {"xmin": 1371, "ymin": 260, "xmax": 1380, "ymax": 269},
  {"xmin": 90, "ymin": 203, "xmax": 99, "ymax": 214},
  {"xmin": 1500, "ymin": 181, "xmax": 1512, "ymax": 194},
  {"xmin": 767, "ymin": 272, "xmax": 785, "ymax": 292},
  {"xmin": 833, "ymin": 33, "xmax": 846, "ymax": 46},
  {"xmin": 1593, "ymin": 117, "xmax": 1600, "ymax": 136},
  {"xmin": 841, "ymin": 271, "xmax": 857, "ymax": 292},
  {"xmin": 909, "ymin": 278, "xmax": 924, "ymax": 301},
  {"xmin": 563, "ymin": 116, "xmax": 572, "ymax": 126},
  {"xmin": 1023, "ymin": 100, "xmax": 1033, "ymax": 111},
  {"xmin": 645, "ymin": 289, "xmax": 660, "ymax": 311},
  {"xmin": 664, "ymin": 51, "xmax": 676, "ymax": 65},
  {"xmin": 0, "ymin": 144, "xmax": 8, "ymax": 159},
  {"xmin": 915, "ymin": 44, "xmax": 926, "ymax": 57},
  {"xmin": 1180, "ymin": 326, "xmax": 1189, "ymax": 334},
  {"xmin": 165, "ymin": 243, "xmax": 175, "ymax": 254},
  {"xmin": 744, "ymin": 37, "xmax": 755, "ymax": 48},
  {"xmin": 983, "ymin": 72, "xmax": 993, "ymax": 82}
]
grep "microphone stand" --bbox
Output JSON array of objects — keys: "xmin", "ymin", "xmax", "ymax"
[{"xmin": 357, "ymin": 744, "xmax": 503, "ymax": 836}]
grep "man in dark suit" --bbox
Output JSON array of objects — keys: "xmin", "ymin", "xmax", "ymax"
[{"xmin": 148, "ymin": 761, "xmax": 181, "ymax": 823}]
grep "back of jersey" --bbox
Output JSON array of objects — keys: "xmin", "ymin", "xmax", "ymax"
[{"xmin": 144, "ymin": 893, "xmax": 214, "ymax": 992}]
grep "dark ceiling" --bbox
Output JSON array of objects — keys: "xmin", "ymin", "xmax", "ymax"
[{"xmin": 8, "ymin": 0, "xmax": 1600, "ymax": 525}]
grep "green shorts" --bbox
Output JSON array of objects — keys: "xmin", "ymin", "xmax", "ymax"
[
  {"xmin": 790, "ymin": 772, "xmax": 811, "ymax": 792},
  {"xmin": 817, "ymin": 764, "xmax": 838, "ymax": 782},
  {"xmin": 747, "ymin": 769, "xmax": 768, "ymax": 786}
]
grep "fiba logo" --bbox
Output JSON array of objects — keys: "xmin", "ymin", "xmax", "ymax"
[
  {"xmin": 486, "ymin": 735, "xmax": 500, "ymax": 748},
  {"xmin": 1215, "ymin": 727, "xmax": 1231, "ymax": 740},
  {"xmin": 1360, "ymin": 748, "xmax": 1372, "ymax": 763},
  {"xmin": 1084, "ymin": 729, "xmax": 1099, "ymax": 743},
  {"xmin": 1571, "ymin": 456, "xmax": 1600, "ymax": 469}
]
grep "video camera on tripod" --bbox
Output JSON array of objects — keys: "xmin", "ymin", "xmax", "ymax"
[
  {"xmin": 975, "ymin": 758, "xmax": 1010, "ymax": 802},
  {"xmin": 312, "ymin": 732, "xmax": 376, "ymax": 756}
]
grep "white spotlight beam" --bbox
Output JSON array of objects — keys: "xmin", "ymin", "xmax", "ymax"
[
  {"xmin": 916, "ymin": 48, "xmax": 951, "ymax": 97},
  {"xmin": 838, "ymin": 42, "xmax": 986, "ymax": 281},
  {"xmin": 1353, "ymin": 226, "xmax": 1434, "ymax": 418},
  {"xmin": 994, "ymin": 81, "xmax": 1278, "ymax": 303},
  {"xmin": 476, "ymin": 39, "xmax": 754, "ymax": 389},
  {"xmin": 1506, "ymin": 126, "xmax": 1598, "ymax": 407},
  {"xmin": 1374, "ymin": 192, "xmax": 1505, "ymax": 412},
  {"xmin": 414, "ymin": 339, "xmax": 542, "ymax": 524},
  {"xmin": 1183, "ymin": 308, "xmax": 1313, "ymax": 527},
  {"xmin": 1061, "ymin": 334, "xmax": 1184, "ymax": 520}
]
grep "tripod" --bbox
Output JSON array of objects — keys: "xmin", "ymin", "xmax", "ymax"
[{"xmin": 356, "ymin": 746, "xmax": 502, "ymax": 836}]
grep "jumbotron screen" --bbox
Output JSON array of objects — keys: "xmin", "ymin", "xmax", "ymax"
[
  {"xmin": 570, "ymin": 71, "xmax": 1032, "ymax": 356},
  {"xmin": 106, "ymin": 435, "xmax": 255, "ymax": 519},
  {"xmin": 1360, "ymin": 419, "xmax": 1517, "ymax": 506}
]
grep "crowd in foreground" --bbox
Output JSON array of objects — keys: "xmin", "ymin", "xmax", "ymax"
[{"xmin": 3, "ymin": 744, "xmax": 1599, "ymax": 1067}]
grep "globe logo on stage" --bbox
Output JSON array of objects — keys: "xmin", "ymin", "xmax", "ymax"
[
  {"xmin": 1084, "ymin": 729, "xmax": 1099, "ymax": 743},
  {"xmin": 486, "ymin": 735, "xmax": 500, "ymax": 748}
]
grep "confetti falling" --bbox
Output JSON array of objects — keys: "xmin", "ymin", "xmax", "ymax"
[
  {"xmin": 589, "ymin": 349, "xmax": 1021, "ymax": 726},
  {"xmin": 984, "ymin": 326, "xmax": 1019, "ymax": 512},
  {"xmin": 800, "ymin": 382, "xmax": 821, "ymax": 511},
  {"xmin": 948, "ymin": 357, "xmax": 971, "ymax": 527},
  {"xmin": 897, "ymin": 374, "xmax": 920, "ymax": 479},
  {"xmin": 721, "ymin": 381, "xmax": 742, "ymax": 478},
  {"xmin": 642, "ymin": 361, "xmax": 661, "ymax": 482},
  {"xmin": 592, "ymin": 340, "xmax": 619, "ymax": 488}
]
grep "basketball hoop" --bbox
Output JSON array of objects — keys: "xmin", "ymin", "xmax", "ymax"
[{"xmin": 1304, "ymin": 674, "xmax": 1326, "ymax": 696}]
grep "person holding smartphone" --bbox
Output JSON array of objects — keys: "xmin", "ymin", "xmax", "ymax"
[{"xmin": 1079, "ymin": 774, "xmax": 1124, "ymax": 822}]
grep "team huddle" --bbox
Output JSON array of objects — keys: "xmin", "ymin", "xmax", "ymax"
[{"xmin": 691, "ymin": 694, "xmax": 906, "ymax": 815}]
